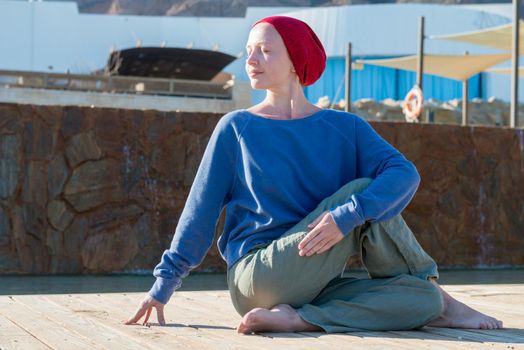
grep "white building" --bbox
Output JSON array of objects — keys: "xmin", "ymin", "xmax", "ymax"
[{"xmin": 0, "ymin": 0, "xmax": 522, "ymax": 106}]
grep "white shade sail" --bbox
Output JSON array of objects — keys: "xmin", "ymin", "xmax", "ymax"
[
  {"xmin": 485, "ymin": 67, "xmax": 524, "ymax": 75},
  {"xmin": 429, "ymin": 20, "xmax": 524, "ymax": 54},
  {"xmin": 357, "ymin": 53, "xmax": 511, "ymax": 81}
]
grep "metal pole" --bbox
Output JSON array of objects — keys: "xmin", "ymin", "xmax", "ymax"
[
  {"xmin": 462, "ymin": 51, "xmax": 469, "ymax": 126},
  {"xmin": 345, "ymin": 42, "xmax": 352, "ymax": 112},
  {"xmin": 462, "ymin": 80, "xmax": 469, "ymax": 126},
  {"xmin": 510, "ymin": 0, "xmax": 519, "ymax": 128},
  {"xmin": 417, "ymin": 16, "xmax": 425, "ymax": 121}
]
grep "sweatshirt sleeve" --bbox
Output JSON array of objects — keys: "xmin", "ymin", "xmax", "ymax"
[
  {"xmin": 329, "ymin": 115, "xmax": 421, "ymax": 236},
  {"xmin": 148, "ymin": 115, "xmax": 238, "ymax": 304}
]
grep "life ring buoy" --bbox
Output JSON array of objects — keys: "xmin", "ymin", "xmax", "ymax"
[{"xmin": 403, "ymin": 85, "xmax": 424, "ymax": 123}]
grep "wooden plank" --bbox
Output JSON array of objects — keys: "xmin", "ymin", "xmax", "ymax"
[
  {"xmin": 109, "ymin": 291, "xmax": 368, "ymax": 350},
  {"xmin": 56, "ymin": 293, "xmax": 281, "ymax": 350},
  {"xmin": 300, "ymin": 333, "xmax": 412, "ymax": 350},
  {"xmin": 459, "ymin": 328, "xmax": 524, "ymax": 343},
  {"xmin": 0, "ymin": 296, "xmax": 100, "ymax": 350},
  {"xmin": 1, "ymin": 278, "xmax": 523, "ymax": 350},
  {"xmin": 344, "ymin": 331, "xmax": 469, "ymax": 350},
  {"xmin": 188, "ymin": 292, "xmax": 442, "ymax": 349},
  {"xmin": 43, "ymin": 294, "xmax": 220, "ymax": 350},
  {"xmin": 424, "ymin": 327, "xmax": 521, "ymax": 347},
  {"xmin": 10, "ymin": 295, "xmax": 157, "ymax": 350},
  {"xmin": 388, "ymin": 330, "xmax": 508, "ymax": 349},
  {"xmin": 192, "ymin": 290, "xmax": 514, "ymax": 349},
  {"xmin": 0, "ymin": 314, "xmax": 50, "ymax": 350},
  {"xmin": 347, "ymin": 329, "xmax": 519, "ymax": 350},
  {"xmin": 156, "ymin": 288, "xmax": 523, "ymax": 349},
  {"xmin": 188, "ymin": 291, "xmax": 472, "ymax": 349},
  {"xmin": 297, "ymin": 331, "xmax": 438, "ymax": 350}
]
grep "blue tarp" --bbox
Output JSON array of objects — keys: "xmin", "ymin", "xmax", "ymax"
[{"xmin": 304, "ymin": 57, "xmax": 482, "ymax": 105}]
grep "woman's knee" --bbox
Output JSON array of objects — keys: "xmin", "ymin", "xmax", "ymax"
[
  {"xmin": 397, "ymin": 275, "xmax": 444, "ymax": 321},
  {"xmin": 342, "ymin": 177, "xmax": 373, "ymax": 196},
  {"xmin": 424, "ymin": 281, "xmax": 444, "ymax": 321},
  {"xmin": 319, "ymin": 177, "xmax": 373, "ymax": 210}
]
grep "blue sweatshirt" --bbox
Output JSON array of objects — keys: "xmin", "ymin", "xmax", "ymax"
[{"xmin": 149, "ymin": 108, "xmax": 421, "ymax": 304}]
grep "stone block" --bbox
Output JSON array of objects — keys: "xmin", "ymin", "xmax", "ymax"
[
  {"xmin": 65, "ymin": 132, "xmax": 103, "ymax": 168},
  {"xmin": 64, "ymin": 159, "xmax": 124, "ymax": 212},
  {"xmin": 61, "ymin": 108, "xmax": 85, "ymax": 139},
  {"xmin": 92, "ymin": 108, "xmax": 125, "ymax": 157},
  {"xmin": 0, "ymin": 206, "xmax": 10, "ymax": 247},
  {"xmin": 0, "ymin": 134, "xmax": 21, "ymax": 158},
  {"xmin": 0, "ymin": 105, "xmax": 22, "ymax": 134},
  {"xmin": 146, "ymin": 112, "xmax": 179, "ymax": 143},
  {"xmin": 23, "ymin": 118, "xmax": 57, "ymax": 160},
  {"xmin": 22, "ymin": 161, "xmax": 48, "ymax": 207},
  {"xmin": 0, "ymin": 158, "xmax": 19, "ymax": 200},
  {"xmin": 85, "ymin": 203, "xmax": 143, "ymax": 233},
  {"xmin": 46, "ymin": 228, "xmax": 63, "ymax": 254},
  {"xmin": 127, "ymin": 212, "xmax": 162, "ymax": 268},
  {"xmin": 1, "ymin": 105, "xmax": 523, "ymax": 274},
  {"xmin": 81, "ymin": 224, "xmax": 139, "ymax": 272},
  {"xmin": 11, "ymin": 205, "xmax": 25, "ymax": 241},
  {"xmin": 0, "ymin": 134, "xmax": 21, "ymax": 199},
  {"xmin": 22, "ymin": 203, "xmax": 46, "ymax": 241},
  {"xmin": 47, "ymin": 200, "xmax": 75, "ymax": 231},
  {"xmin": 63, "ymin": 216, "xmax": 87, "ymax": 264},
  {"xmin": 48, "ymin": 154, "xmax": 69, "ymax": 199}
]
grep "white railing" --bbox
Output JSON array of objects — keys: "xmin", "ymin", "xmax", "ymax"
[{"xmin": 0, "ymin": 70, "xmax": 233, "ymax": 99}]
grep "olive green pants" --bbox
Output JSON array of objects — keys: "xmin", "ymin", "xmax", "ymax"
[{"xmin": 227, "ymin": 178, "xmax": 443, "ymax": 333}]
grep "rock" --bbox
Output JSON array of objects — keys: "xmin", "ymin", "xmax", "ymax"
[
  {"xmin": 48, "ymin": 154, "xmax": 69, "ymax": 199},
  {"xmin": 0, "ymin": 134, "xmax": 20, "ymax": 199},
  {"xmin": 152, "ymin": 132, "xmax": 190, "ymax": 181},
  {"xmin": 46, "ymin": 228, "xmax": 63, "ymax": 254},
  {"xmin": 0, "ymin": 247, "xmax": 20, "ymax": 273},
  {"xmin": 22, "ymin": 203, "xmax": 46, "ymax": 241},
  {"xmin": 1, "ymin": 105, "xmax": 523, "ymax": 274},
  {"xmin": 146, "ymin": 112, "xmax": 179, "ymax": 143},
  {"xmin": 0, "ymin": 134, "xmax": 21, "ymax": 158},
  {"xmin": 0, "ymin": 105, "xmax": 22, "ymax": 134},
  {"xmin": 61, "ymin": 107, "xmax": 85, "ymax": 139},
  {"xmin": 0, "ymin": 159, "xmax": 19, "ymax": 200},
  {"xmin": 65, "ymin": 189, "xmax": 124, "ymax": 213},
  {"xmin": 34, "ymin": 105, "xmax": 62, "ymax": 126},
  {"xmin": 85, "ymin": 203, "xmax": 143, "ymax": 233},
  {"xmin": 65, "ymin": 132, "xmax": 103, "ymax": 167},
  {"xmin": 22, "ymin": 161, "xmax": 47, "ymax": 207},
  {"xmin": 92, "ymin": 108, "xmax": 125, "ymax": 157},
  {"xmin": 63, "ymin": 216, "xmax": 87, "ymax": 272},
  {"xmin": 64, "ymin": 159, "xmax": 124, "ymax": 212},
  {"xmin": 0, "ymin": 206, "xmax": 10, "ymax": 247},
  {"xmin": 23, "ymin": 118, "xmax": 57, "ymax": 160},
  {"xmin": 133, "ymin": 212, "xmax": 154, "ymax": 249},
  {"xmin": 11, "ymin": 205, "xmax": 25, "ymax": 241},
  {"xmin": 47, "ymin": 200, "xmax": 75, "ymax": 231},
  {"xmin": 127, "ymin": 212, "xmax": 162, "ymax": 269},
  {"xmin": 120, "ymin": 144, "xmax": 146, "ymax": 194},
  {"xmin": 81, "ymin": 224, "xmax": 139, "ymax": 272}
]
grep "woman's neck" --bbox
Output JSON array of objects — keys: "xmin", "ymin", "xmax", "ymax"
[{"xmin": 252, "ymin": 89, "xmax": 321, "ymax": 119}]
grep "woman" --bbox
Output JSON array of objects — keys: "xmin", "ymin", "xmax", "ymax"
[{"xmin": 125, "ymin": 15, "xmax": 503, "ymax": 333}]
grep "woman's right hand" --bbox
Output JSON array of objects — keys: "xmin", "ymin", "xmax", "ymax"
[{"xmin": 124, "ymin": 294, "xmax": 166, "ymax": 326}]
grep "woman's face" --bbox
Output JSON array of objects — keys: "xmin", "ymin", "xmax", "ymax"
[{"xmin": 245, "ymin": 22, "xmax": 298, "ymax": 90}]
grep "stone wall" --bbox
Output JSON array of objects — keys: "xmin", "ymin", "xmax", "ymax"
[{"xmin": 0, "ymin": 103, "xmax": 522, "ymax": 274}]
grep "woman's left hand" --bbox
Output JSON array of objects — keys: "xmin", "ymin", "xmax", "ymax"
[{"xmin": 298, "ymin": 211, "xmax": 344, "ymax": 256}]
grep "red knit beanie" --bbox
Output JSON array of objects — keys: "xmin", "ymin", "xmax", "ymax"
[{"xmin": 252, "ymin": 15, "xmax": 326, "ymax": 87}]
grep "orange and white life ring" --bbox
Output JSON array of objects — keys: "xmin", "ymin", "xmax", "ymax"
[{"xmin": 403, "ymin": 85, "xmax": 424, "ymax": 123}]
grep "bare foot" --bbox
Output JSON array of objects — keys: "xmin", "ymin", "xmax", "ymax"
[
  {"xmin": 428, "ymin": 280, "xmax": 503, "ymax": 330},
  {"xmin": 236, "ymin": 304, "xmax": 322, "ymax": 334}
]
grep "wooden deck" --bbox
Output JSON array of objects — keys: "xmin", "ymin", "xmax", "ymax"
[{"xmin": 0, "ymin": 274, "xmax": 523, "ymax": 349}]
